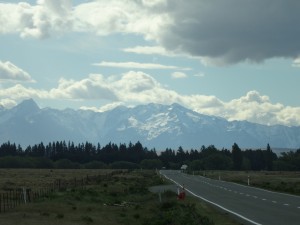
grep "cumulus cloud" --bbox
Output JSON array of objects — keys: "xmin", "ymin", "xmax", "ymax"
[
  {"xmin": 221, "ymin": 91, "xmax": 286, "ymax": 125},
  {"xmin": 0, "ymin": 98, "xmax": 17, "ymax": 108},
  {"xmin": 0, "ymin": 84, "xmax": 48, "ymax": 100},
  {"xmin": 0, "ymin": 61, "xmax": 34, "ymax": 82},
  {"xmin": 49, "ymin": 74, "xmax": 117, "ymax": 100},
  {"xmin": 94, "ymin": 61, "xmax": 190, "ymax": 70},
  {"xmin": 0, "ymin": 0, "xmax": 72, "ymax": 39},
  {"xmin": 72, "ymin": 0, "xmax": 171, "ymax": 41}
]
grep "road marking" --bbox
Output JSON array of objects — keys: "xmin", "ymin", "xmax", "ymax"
[
  {"xmin": 297, "ymin": 206, "xmax": 300, "ymax": 209},
  {"xmin": 162, "ymin": 173, "xmax": 262, "ymax": 225},
  {"xmin": 272, "ymin": 201, "xmax": 277, "ymax": 203},
  {"xmin": 262, "ymin": 199, "xmax": 267, "ymax": 201},
  {"xmin": 284, "ymin": 204, "xmax": 289, "ymax": 206},
  {"xmin": 253, "ymin": 196, "xmax": 258, "ymax": 199}
]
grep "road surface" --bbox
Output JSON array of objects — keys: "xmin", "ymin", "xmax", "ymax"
[{"xmin": 160, "ymin": 170, "xmax": 300, "ymax": 225}]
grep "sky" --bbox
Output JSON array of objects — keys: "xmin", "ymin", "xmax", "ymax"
[{"xmin": 0, "ymin": 0, "xmax": 300, "ymax": 127}]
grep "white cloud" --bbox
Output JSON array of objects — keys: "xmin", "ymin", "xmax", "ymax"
[
  {"xmin": 171, "ymin": 72, "xmax": 187, "ymax": 79},
  {"xmin": 73, "ymin": 0, "xmax": 171, "ymax": 41},
  {"xmin": 0, "ymin": 61, "xmax": 34, "ymax": 82},
  {"xmin": 0, "ymin": 98, "xmax": 17, "ymax": 108},
  {"xmin": 0, "ymin": 0, "xmax": 72, "ymax": 39},
  {"xmin": 0, "ymin": 84, "xmax": 48, "ymax": 100},
  {"xmin": 221, "ymin": 91, "xmax": 286, "ymax": 125},
  {"xmin": 49, "ymin": 74, "xmax": 117, "ymax": 100},
  {"xmin": 123, "ymin": 46, "xmax": 172, "ymax": 56},
  {"xmin": 93, "ymin": 61, "xmax": 190, "ymax": 70},
  {"xmin": 80, "ymin": 102, "xmax": 124, "ymax": 112},
  {"xmin": 292, "ymin": 57, "xmax": 300, "ymax": 67}
]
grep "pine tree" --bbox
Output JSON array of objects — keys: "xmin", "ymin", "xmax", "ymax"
[{"xmin": 232, "ymin": 143, "xmax": 243, "ymax": 170}]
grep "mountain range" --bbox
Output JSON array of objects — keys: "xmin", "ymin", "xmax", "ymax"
[{"xmin": 0, "ymin": 99, "xmax": 300, "ymax": 151}]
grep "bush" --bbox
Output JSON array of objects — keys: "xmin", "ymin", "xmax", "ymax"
[
  {"xmin": 54, "ymin": 159, "xmax": 81, "ymax": 169},
  {"xmin": 0, "ymin": 156, "xmax": 54, "ymax": 168},
  {"xmin": 140, "ymin": 159, "xmax": 163, "ymax": 169},
  {"xmin": 110, "ymin": 161, "xmax": 139, "ymax": 169},
  {"xmin": 84, "ymin": 160, "xmax": 106, "ymax": 169}
]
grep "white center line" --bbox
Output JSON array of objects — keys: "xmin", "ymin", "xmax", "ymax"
[{"xmin": 284, "ymin": 204, "xmax": 289, "ymax": 206}]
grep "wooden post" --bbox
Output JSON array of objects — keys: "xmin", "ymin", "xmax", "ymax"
[
  {"xmin": 0, "ymin": 193, "xmax": 2, "ymax": 213},
  {"xmin": 14, "ymin": 190, "xmax": 17, "ymax": 207},
  {"xmin": 23, "ymin": 188, "xmax": 27, "ymax": 204},
  {"xmin": 2, "ymin": 193, "xmax": 5, "ymax": 212},
  {"xmin": 6, "ymin": 192, "xmax": 9, "ymax": 210}
]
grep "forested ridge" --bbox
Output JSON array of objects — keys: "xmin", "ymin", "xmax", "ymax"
[{"xmin": 0, "ymin": 141, "xmax": 299, "ymax": 171}]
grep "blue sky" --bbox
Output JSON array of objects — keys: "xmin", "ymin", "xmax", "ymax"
[{"xmin": 0, "ymin": 0, "xmax": 300, "ymax": 126}]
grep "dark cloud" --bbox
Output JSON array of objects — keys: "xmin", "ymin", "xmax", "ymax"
[{"xmin": 159, "ymin": 0, "xmax": 300, "ymax": 64}]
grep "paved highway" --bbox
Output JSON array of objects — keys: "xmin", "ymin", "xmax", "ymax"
[{"xmin": 160, "ymin": 170, "xmax": 300, "ymax": 225}]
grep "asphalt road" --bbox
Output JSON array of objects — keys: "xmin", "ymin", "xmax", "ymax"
[{"xmin": 160, "ymin": 170, "xmax": 300, "ymax": 225}]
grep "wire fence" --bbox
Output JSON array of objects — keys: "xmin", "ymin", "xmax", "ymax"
[{"xmin": 0, "ymin": 170, "xmax": 124, "ymax": 214}]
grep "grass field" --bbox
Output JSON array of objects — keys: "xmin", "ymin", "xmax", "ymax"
[
  {"xmin": 0, "ymin": 169, "xmax": 242, "ymax": 225},
  {"xmin": 195, "ymin": 170, "xmax": 300, "ymax": 195},
  {"xmin": 0, "ymin": 169, "xmax": 113, "ymax": 191}
]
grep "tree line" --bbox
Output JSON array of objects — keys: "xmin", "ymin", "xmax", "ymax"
[{"xmin": 0, "ymin": 141, "xmax": 299, "ymax": 171}]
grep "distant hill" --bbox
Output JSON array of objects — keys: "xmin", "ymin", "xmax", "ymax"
[{"xmin": 0, "ymin": 99, "xmax": 299, "ymax": 150}]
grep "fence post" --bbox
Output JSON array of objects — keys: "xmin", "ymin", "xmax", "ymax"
[
  {"xmin": 23, "ymin": 187, "xmax": 27, "ymax": 204},
  {"xmin": 3, "ymin": 193, "xmax": 6, "ymax": 213},
  {"xmin": 14, "ymin": 190, "xmax": 17, "ymax": 207},
  {"xmin": 6, "ymin": 192, "xmax": 9, "ymax": 210},
  {"xmin": 9, "ymin": 190, "xmax": 12, "ymax": 209},
  {"xmin": 18, "ymin": 189, "xmax": 21, "ymax": 205}
]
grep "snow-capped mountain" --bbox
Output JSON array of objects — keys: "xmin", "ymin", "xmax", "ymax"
[{"xmin": 1, "ymin": 99, "xmax": 300, "ymax": 150}]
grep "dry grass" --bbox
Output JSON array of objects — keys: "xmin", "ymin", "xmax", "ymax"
[{"xmin": 0, "ymin": 169, "xmax": 113, "ymax": 192}]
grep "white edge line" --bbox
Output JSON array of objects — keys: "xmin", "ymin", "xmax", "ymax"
[
  {"xmin": 215, "ymin": 175, "xmax": 300, "ymax": 199},
  {"xmin": 161, "ymin": 172, "xmax": 262, "ymax": 225}
]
